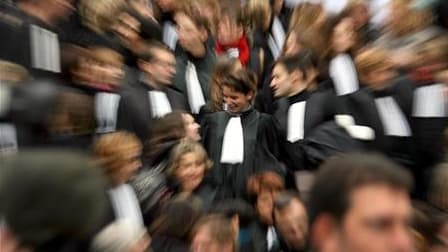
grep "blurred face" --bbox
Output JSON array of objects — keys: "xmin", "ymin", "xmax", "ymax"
[
  {"xmin": 350, "ymin": 4, "xmax": 370, "ymax": 30},
  {"xmin": 192, "ymin": 225, "xmax": 234, "ymax": 252},
  {"xmin": 222, "ymin": 86, "xmax": 252, "ymax": 113},
  {"xmin": 114, "ymin": 147, "xmax": 142, "ymax": 184},
  {"xmin": 257, "ymin": 191, "xmax": 275, "ymax": 225},
  {"xmin": 332, "ymin": 18, "xmax": 356, "ymax": 53},
  {"xmin": 337, "ymin": 184, "xmax": 413, "ymax": 252},
  {"xmin": 274, "ymin": 199, "xmax": 308, "ymax": 251},
  {"xmin": 175, "ymin": 152, "xmax": 206, "ymax": 192},
  {"xmin": 283, "ymin": 31, "xmax": 303, "ymax": 56},
  {"xmin": 87, "ymin": 58, "xmax": 124, "ymax": 86},
  {"xmin": 182, "ymin": 113, "xmax": 201, "ymax": 141},
  {"xmin": 271, "ymin": 63, "xmax": 297, "ymax": 97},
  {"xmin": 217, "ymin": 16, "xmax": 243, "ymax": 45},
  {"xmin": 363, "ymin": 62, "xmax": 397, "ymax": 89},
  {"xmin": 142, "ymin": 48, "xmax": 176, "ymax": 86},
  {"xmin": 175, "ymin": 13, "xmax": 207, "ymax": 53}
]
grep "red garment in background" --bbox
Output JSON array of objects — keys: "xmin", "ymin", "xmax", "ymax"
[{"xmin": 216, "ymin": 35, "xmax": 250, "ymax": 66}]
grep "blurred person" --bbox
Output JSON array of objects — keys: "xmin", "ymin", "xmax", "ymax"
[
  {"xmin": 201, "ymin": 68, "xmax": 283, "ymax": 202},
  {"xmin": 0, "ymin": 61, "xmax": 29, "ymax": 154},
  {"xmin": 91, "ymin": 219, "xmax": 151, "ymax": 252},
  {"xmin": 116, "ymin": 40, "xmax": 187, "ymax": 144},
  {"xmin": 149, "ymin": 195, "xmax": 203, "ymax": 252},
  {"xmin": 211, "ymin": 199, "xmax": 258, "ymax": 251},
  {"xmin": 270, "ymin": 52, "xmax": 340, "ymax": 171},
  {"xmin": 346, "ymin": 47, "xmax": 416, "ymax": 168},
  {"xmin": 201, "ymin": 57, "xmax": 243, "ymax": 115},
  {"xmin": 130, "ymin": 112, "xmax": 201, "ymax": 223},
  {"xmin": 193, "ymin": 0, "xmax": 220, "ymax": 36},
  {"xmin": 93, "ymin": 132, "xmax": 145, "ymax": 227},
  {"xmin": 288, "ymin": 2, "xmax": 327, "ymax": 35},
  {"xmin": 273, "ymin": 191, "xmax": 308, "ymax": 252},
  {"xmin": 247, "ymin": 171, "xmax": 285, "ymax": 252},
  {"xmin": 0, "ymin": 0, "xmax": 74, "ymax": 75},
  {"xmin": 191, "ymin": 214, "xmax": 237, "ymax": 252},
  {"xmin": 153, "ymin": 0, "xmax": 179, "ymax": 50},
  {"xmin": 342, "ymin": 0, "xmax": 380, "ymax": 48},
  {"xmin": 173, "ymin": 4, "xmax": 216, "ymax": 115},
  {"xmin": 216, "ymin": 7, "xmax": 250, "ymax": 67},
  {"xmin": 375, "ymin": 0, "xmax": 442, "ymax": 70},
  {"xmin": 327, "ymin": 15, "xmax": 361, "ymax": 96},
  {"xmin": 0, "ymin": 150, "xmax": 107, "ymax": 251},
  {"xmin": 309, "ymin": 153, "xmax": 414, "ymax": 252}
]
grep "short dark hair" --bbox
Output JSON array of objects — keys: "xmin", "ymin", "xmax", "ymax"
[
  {"xmin": 211, "ymin": 199, "xmax": 255, "ymax": 227},
  {"xmin": 0, "ymin": 150, "xmax": 107, "ymax": 248},
  {"xmin": 221, "ymin": 68, "xmax": 257, "ymax": 95},
  {"xmin": 275, "ymin": 49, "xmax": 319, "ymax": 79},
  {"xmin": 308, "ymin": 153, "xmax": 413, "ymax": 225},
  {"xmin": 138, "ymin": 40, "xmax": 172, "ymax": 62}
]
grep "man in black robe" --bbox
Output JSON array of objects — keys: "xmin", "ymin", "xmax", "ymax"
[
  {"xmin": 116, "ymin": 41, "xmax": 187, "ymax": 144},
  {"xmin": 270, "ymin": 54, "xmax": 340, "ymax": 171}
]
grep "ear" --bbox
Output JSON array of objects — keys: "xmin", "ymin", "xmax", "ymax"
[
  {"xmin": 246, "ymin": 90, "xmax": 255, "ymax": 101},
  {"xmin": 199, "ymin": 27, "xmax": 209, "ymax": 42},
  {"xmin": 231, "ymin": 215, "xmax": 240, "ymax": 234},
  {"xmin": 310, "ymin": 214, "xmax": 340, "ymax": 252},
  {"xmin": 290, "ymin": 69, "xmax": 304, "ymax": 84}
]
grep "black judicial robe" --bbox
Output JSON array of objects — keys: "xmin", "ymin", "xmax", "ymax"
[
  {"xmin": 116, "ymin": 80, "xmax": 188, "ymax": 143},
  {"xmin": 173, "ymin": 38, "xmax": 216, "ymax": 113},
  {"xmin": 273, "ymin": 90, "xmax": 341, "ymax": 171},
  {"xmin": 344, "ymin": 78, "xmax": 416, "ymax": 167},
  {"xmin": 201, "ymin": 108, "xmax": 283, "ymax": 202}
]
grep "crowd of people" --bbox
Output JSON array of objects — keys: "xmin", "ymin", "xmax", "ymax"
[{"xmin": 0, "ymin": 0, "xmax": 448, "ymax": 251}]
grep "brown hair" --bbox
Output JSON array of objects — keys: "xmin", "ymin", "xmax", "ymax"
[
  {"xmin": 78, "ymin": 0, "xmax": 127, "ymax": 34},
  {"xmin": 247, "ymin": 171, "xmax": 285, "ymax": 197},
  {"xmin": 165, "ymin": 139, "xmax": 213, "ymax": 176},
  {"xmin": 289, "ymin": 2, "xmax": 325, "ymax": 32},
  {"xmin": 93, "ymin": 131, "xmax": 142, "ymax": 181},
  {"xmin": 210, "ymin": 57, "xmax": 242, "ymax": 112},
  {"xmin": 355, "ymin": 47, "xmax": 391, "ymax": 78},
  {"xmin": 145, "ymin": 111, "xmax": 186, "ymax": 164},
  {"xmin": 221, "ymin": 68, "xmax": 257, "ymax": 96},
  {"xmin": 191, "ymin": 214, "xmax": 236, "ymax": 249}
]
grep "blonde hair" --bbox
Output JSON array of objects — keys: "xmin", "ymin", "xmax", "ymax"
[
  {"xmin": 355, "ymin": 47, "xmax": 391, "ymax": 77},
  {"xmin": 245, "ymin": 0, "xmax": 272, "ymax": 31},
  {"xmin": 388, "ymin": 0, "xmax": 433, "ymax": 37},
  {"xmin": 93, "ymin": 132, "xmax": 142, "ymax": 180},
  {"xmin": 0, "ymin": 60, "xmax": 29, "ymax": 83},
  {"xmin": 166, "ymin": 139, "xmax": 212, "ymax": 176},
  {"xmin": 289, "ymin": 2, "xmax": 325, "ymax": 32},
  {"xmin": 78, "ymin": 0, "xmax": 127, "ymax": 34}
]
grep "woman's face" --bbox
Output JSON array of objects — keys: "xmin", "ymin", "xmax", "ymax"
[
  {"xmin": 182, "ymin": 113, "xmax": 201, "ymax": 141},
  {"xmin": 332, "ymin": 18, "xmax": 356, "ymax": 53},
  {"xmin": 222, "ymin": 86, "xmax": 252, "ymax": 113},
  {"xmin": 256, "ymin": 191, "xmax": 275, "ymax": 225},
  {"xmin": 175, "ymin": 152, "xmax": 206, "ymax": 192},
  {"xmin": 113, "ymin": 147, "xmax": 142, "ymax": 185}
]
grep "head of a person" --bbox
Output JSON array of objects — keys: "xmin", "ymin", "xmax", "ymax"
[
  {"xmin": 17, "ymin": 0, "xmax": 75, "ymax": 24},
  {"xmin": 271, "ymin": 50, "xmax": 318, "ymax": 97},
  {"xmin": 329, "ymin": 15, "xmax": 356, "ymax": 55},
  {"xmin": 0, "ymin": 150, "xmax": 107, "ymax": 250},
  {"xmin": 175, "ymin": 5, "xmax": 210, "ymax": 54},
  {"xmin": 309, "ymin": 153, "xmax": 414, "ymax": 252},
  {"xmin": 210, "ymin": 57, "xmax": 243, "ymax": 112},
  {"xmin": 388, "ymin": 0, "xmax": 433, "ymax": 37},
  {"xmin": 111, "ymin": 10, "xmax": 142, "ymax": 46},
  {"xmin": 154, "ymin": 0, "xmax": 177, "ymax": 13},
  {"xmin": 273, "ymin": 191, "xmax": 308, "ymax": 251},
  {"xmin": 138, "ymin": 40, "xmax": 176, "ymax": 87},
  {"xmin": 245, "ymin": 0, "xmax": 273, "ymax": 31},
  {"xmin": 150, "ymin": 194, "xmax": 203, "ymax": 240},
  {"xmin": 78, "ymin": 0, "xmax": 127, "ymax": 34},
  {"xmin": 166, "ymin": 139, "xmax": 212, "ymax": 192},
  {"xmin": 93, "ymin": 132, "xmax": 142, "ymax": 185},
  {"xmin": 288, "ymin": 2, "xmax": 326, "ymax": 32},
  {"xmin": 247, "ymin": 171, "xmax": 285, "ymax": 225},
  {"xmin": 221, "ymin": 68, "xmax": 257, "ymax": 113},
  {"xmin": 194, "ymin": 0, "xmax": 220, "ymax": 35},
  {"xmin": 91, "ymin": 220, "xmax": 151, "ymax": 252},
  {"xmin": 81, "ymin": 46, "xmax": 125, "ymax": 87},
  {"xmin": 343, "ymin": 0, "xmax": 370, "ymax": 30},
  {"xmin": 355, "ymin": 47, "xmax": 397, "ymax": 89},
  {"xmin": 211, "ymin": 199, "xmax": 256, "ymax": 237},
  {"xmin": 217, "ymin": 7, "xmax": 244, "ymax": 46},
  {"xmin": 191, "ymin": 214, "xmax": 236, "ymax": 252}
]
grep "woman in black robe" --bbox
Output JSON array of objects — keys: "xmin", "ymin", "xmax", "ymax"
[{"xmin": 201, "ymin": 68, "xmax": 284, "ymax": 203}]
